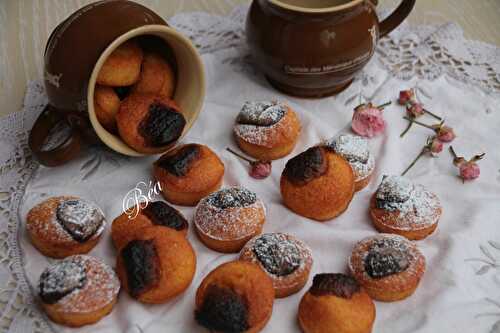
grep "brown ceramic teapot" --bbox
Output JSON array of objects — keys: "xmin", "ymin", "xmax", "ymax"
[
  {"xmin": 30, "ymin": 0, "xmax": 205, "ymax": 166},
  {"xmin": 246, "ymin": 0, "xmax": 415, "ymax": 98}
]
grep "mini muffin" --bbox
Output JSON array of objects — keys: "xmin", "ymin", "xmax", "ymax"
[
  {"xmin": 298, "ymin": 273, "xmax": 376, "ymax": 333},
  {"xmin": 97, "ymin": 40, "xmax": 143, "ymax": 86},
  {"xmin": 112, "ymin": 200, "xmax": 188, "ymax": 250},
  {"xmin": 39, "ymin": 255, "xmax": 120, "ymax": 327},
  {"xmin": 116, "ymin": 93, "xmax": 186, "ymax": 154},
  {"xmin": 324, "ymin": 134, "xmax": 375, "ymax": 192},
  {"xmin": 153, "ymin": 143, "xmax": 225, "ymax": 206},
  {"xmin": 240, "ymin": 233, "xmax": 313, "ymax": 298},
  {"xmin": 116, "ymin": 226, "xmax": 196, "ymax": 304},
  {"xmin": 194, "ymin": 187, "xmax": 266, "ymax": 253},
  {"xmin": 234, "ymin": 101, "xmax": 301, "ymax": 160},
  {"xmin": 132, "ymin": 52, "xmax": 176, "ymax": 98},
  {"xmin": 348, "ymin": 234, "xmax": 426, "ymax": 302},
  {"xmin": 280, "ymin": 146, "xmax": 355, "ymax": 221},
  {"xmin": 94, "ymin": 85, "xmax": 121, "ymax": 133},
  {"xmin": 195, "ymin": 260, "xmax": 274, "ymax": 333},
  {"xmin": 370, "ymin": 175, "xmax": 442, "ymax": 240},
  {"xmin": 26, "ymin": 196, "xmax": 106, "ymax": 258}
]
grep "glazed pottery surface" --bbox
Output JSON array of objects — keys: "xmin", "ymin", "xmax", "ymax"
[{"xmin": 246, "ymin": 0, "xmax": 415, "ymax": 98}]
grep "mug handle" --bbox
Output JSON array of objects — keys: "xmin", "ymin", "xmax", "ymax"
[
  {"xmin": 379, "ymin": 0, "xmax": 416, "ymax": 38},
  {"xmin": 29, "ymin": 105, "xmax": 82, "ymax": 167}
]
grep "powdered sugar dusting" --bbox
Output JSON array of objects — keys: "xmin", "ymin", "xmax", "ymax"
[
  {"xmin": 325, "ymin": 134, "xmax": 375, "ymax": 181},
  {"xmin": 374, "ymin": 176, "xmax": 441, "ymax": 230},
  {"xmin": 39, "ymin": 259, "xmax": 86, "ymax": 304},
  {"xmin": 194, "ymin": 187, "xmax": 265, "ymax": 241},
  {"xmin": 56, "ymin": 199, "xmax": 105, "ymax": 242},
  {"xmin": 348, "ymin": 234, "xmax": 424, "ymax": 281},
  {"xmin": 234, "ymin": 101, "xmax": 291, "ymax": 148},
  {"xmin": 242, "ymin": 233, "xmax": 312, "ymax": 280},
  {"xmin": 39, "ymin": 255, "xmax": 120, "ymax": 313}
]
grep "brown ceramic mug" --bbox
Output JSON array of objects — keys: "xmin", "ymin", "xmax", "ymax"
[
  {"xmin": 30, "ymin": 0, "xmax": 205, "ymax": 166},
  {"xmin": 246, "ymin": 0, "xmax": 415, "ymax": 98}
]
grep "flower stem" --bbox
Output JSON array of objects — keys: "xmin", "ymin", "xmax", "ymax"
[
  {"xmin": 226, "ymin": 148, "xmax": 253, "ymax": 164},
  {"xmin": 377, "ymin": 101, "xmax": 392, "ymax": 110},
  {"xmin": 403, "ymin": 117, "xmax": 436, "ymax": 130},
  {"xmin": 423, "ymin": 108, "xmax": 442, "ymax": 120},
  {"xmin": 449, "ymin": 146, "xmax": 458, "ymax": 159},
  {"xmin": 402, "ymin": 148, "xmax": 426, "ymax": 176},
  {"xmin": 400, "ymin": 121, "xmax": 413, "ymax": 137}
]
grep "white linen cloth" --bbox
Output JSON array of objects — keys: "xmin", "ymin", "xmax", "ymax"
[{"xmin": 4, "ymin": 5, "xmax": 500, "ymax": 333}]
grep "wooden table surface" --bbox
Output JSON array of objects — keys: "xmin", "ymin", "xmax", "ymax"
[{"xmin": 1, "ymin": 0, "xmax": 499, "ymax": 119}]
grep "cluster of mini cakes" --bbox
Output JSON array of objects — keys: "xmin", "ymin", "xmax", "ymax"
[
  {"xmin": 234, "ymin": 101, "xmax": 301, "ymax": 160},
  {"xmin": 94, "ymin": 38, "xmax": 185, "ymax": 154}
]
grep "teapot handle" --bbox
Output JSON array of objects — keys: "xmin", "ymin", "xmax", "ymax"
[
  {"xmin": 29, "ymin": 105, "xmax": 83, "ymax": 167},
  {"xmin": 379, "ymin": 0, "xmax": 416, "ymax": 38}
]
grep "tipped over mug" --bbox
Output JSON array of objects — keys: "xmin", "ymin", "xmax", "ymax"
[
  {"xmin": 30, "ymin": 0, "xmax": 205, "ymax": 166},
  {"xmin": 246, "ymin": 0, "xmax": 415, "ymax": 98}
]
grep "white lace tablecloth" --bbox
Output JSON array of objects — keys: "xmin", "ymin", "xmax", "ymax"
[{"xmin": 2, "ymin": 5, "xmax": 500, "ymax": 333}]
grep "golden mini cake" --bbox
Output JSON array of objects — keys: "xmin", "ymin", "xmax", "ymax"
[
  {"xmin": 26, "ymin": 196, "xmax": 106, "ymax": 258},
  {"xmin": 195, "ymin": 260, "xmax": 274, "ymax": 333},
  {"xmin": 298, "ymin": 273, "xmax": 376, "ymax": 333},
  {"xmin": 234, "ymin": 101, "xmax": 301, "ymax": 160},
  {"xmin": 38, "ymin": 255, "xmax": 120, "ymax": 327},
  {"xmin": 153, "ymin": 143, "xmax": 224, "ymax": 206},
  {"xmin": 240, "ymin": 233, "xmax": 313, "ymax": 298},
  {"xmin": 116, "ymin": 93, "xmax": 186, "ymax": 154},
  {"xmin": 324, "ymin": 134, "xmax": 375, "ymax": 192},
  {"xmin": 94, "ymin": 85, "xmax": 121, "ymax": 133},
  {"xmin": 97, "ymin": 39, "xmax": 143, "ymax": 86},
  {"xmin": 112, "ymin": 200, "xmax": 188, "ymax": 250},
  {"xmin": 370, "ymin": 175, "xmax": 442, "ymax": 240},
  {"xmin": 348, "ymin": 234, "xmax": 426, "ymax": 302},
  {"xmin": 132, "ymin": 52, "xmax": 176, "ymax": 98},
  {"xmin": 194, "ymin": 187, "xmax": 266, "ymax": 253},
  {"xmin": 280, "ymin": 146, "xmax": 355, "ymax": 221},
  {"xmin": 116, "ymin": 226, "xmax": 196, "ymax": 304}
]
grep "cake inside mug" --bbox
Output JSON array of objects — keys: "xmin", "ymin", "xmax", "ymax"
[{"xmin": 92, "ymin": 36, "xmax": 186, "ymax": 154}]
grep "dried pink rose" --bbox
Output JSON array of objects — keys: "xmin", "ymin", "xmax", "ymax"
[
  {"xmin": 407, "ymin": 102, "xmax": 425, "ymax": 118},
  {"xmin": 250, "ymin": 161, "xmax": 272, "ymax": 179},
  {"xmin": 449, "ymin": 146, "xmax": 485, "ymax": 182},
  {"xmin": 435, "ymin": 125, "xmax": 456, "ymax": 142},
  {"xmin": 429, "ymin": 137, "xmax": 443, "ymax": 155},
  {"xmin": 351, "ymin": 103, "xmax": 387, "ymax": 138},
  {"xmin": 459, "ymin": 162, "xmax": 480, "ymax": 181},
  {"xmin": 226, "ymin": 148, "xmax": 272, "ymax": 180},
  {"xmin": 398, "ymin": 89, "xmax": 415, "ymax": 105}
]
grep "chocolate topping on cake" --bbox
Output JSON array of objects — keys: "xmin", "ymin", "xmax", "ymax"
[
  {"xmin": 39, "ymin": 258, "xmax": 87, "ymax": 304},
  {"xmin": 195, "ymin": 285, "xmax": 249, "ymax": 333},
  {"xmin": 236, "ymin": 101, "xmax": 287, "ymax": 127},
  {"xmin": 283, "ymin": 147, "xmax": 328, "ymax": 185},
  {"xmin": 142, "ymin": 201, "xmax": 188, "ymax": 231},
  {"xmin": 252, "ymin": 233, "xmax": 302, "ymax": 277},
  {"xmin": 121, "ymin": 240, "xmax": 160, "ymax": 298},
  {"xmin": 56, "ymin": 199, "xmax": 105, "ymax": 242},
  {"xmin": 205, "ymin": 187, "xmax": 257, "ymax": 210},
  {"xmin": 309, "ymin": 273, "xmax": 360, "ymax": 298},
  {"xmin": 139, "ymin": 102, "xmax": 186, "ymax": 147},
  {"xmin": 156, "ymin": 144, "xmax": 200, "ymax": 177},
  {"xmin": 363, "ymin": 238, "xmax": 410, "ymax": 278}
]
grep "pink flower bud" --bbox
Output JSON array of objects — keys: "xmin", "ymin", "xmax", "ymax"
[
  {"xmin": 436, "ymin": 125, "xmax": 456, "ymax": 142},
  {"xmin": 398, "ymin": 90, "xmax": 415, "ymax": 105},
  {"xmin": 249, "ymin": 161, "xmax": 272, "ymax": 179},
  {"xmin": 352, "ymin": 104, "xmax": 386, "ymax": 138},
  {"xmin": 459, "ymin": 161, "xmax": 480, "ymax": 181},
  {"xmin": 407, "ymin": 102, "xmax": 425, "ymax": 118},
  {"xmin": 429, "ymin": 138, "xmax": 443, "ymax": 155}
]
